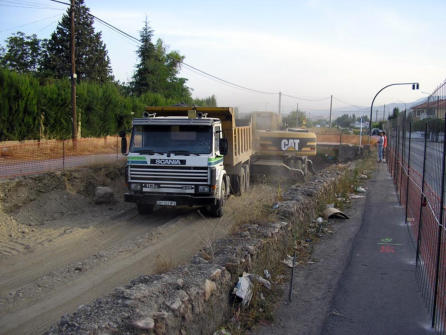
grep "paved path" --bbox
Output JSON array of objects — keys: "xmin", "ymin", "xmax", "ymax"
[
  {"xmin": 253, "ymin": 163, "xmax": 432, "ymax": 335},
  {"xmin": 322, "ymin": 164, "xmax": 431, "ymax": 335}
]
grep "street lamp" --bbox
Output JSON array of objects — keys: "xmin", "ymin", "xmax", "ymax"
[{"xmin": 369, "ymin": 82, "xmax": 419, "ymax": 144}]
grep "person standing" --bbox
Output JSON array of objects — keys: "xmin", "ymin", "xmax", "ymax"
[
  {"xmin": 377, "ymin": 131, "xmax": 384, "ymax": 162},
  {"xmin": 382, "ymin": 131, "xmax": 388, "ymax": 161}
]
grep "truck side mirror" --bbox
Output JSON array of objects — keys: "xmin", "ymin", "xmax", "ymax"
[
  {"xmin": 219, "ymin": 138, "xmax": 228, "ymax": 156},
  {"xmin": 119, "ymin": 130, "xmax": 127, "ymax": 155}
]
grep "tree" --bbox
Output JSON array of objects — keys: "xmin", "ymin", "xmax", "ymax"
[
  {"xmin": 40, "ymin": 0, "xmax": 112, "ymax": 82},
  {"xmin": 131, "ymin": 19, "xmax": 191, "ymax": 100},
  {"xmin": 333, "ymin": 114, "xmax": 355, "ymax": 128},
  {"xmin": 284, "ymin": 110, "xmax": 309, "ymax": 128},
  {"xmin": 388, "ymin": 107, "xmax": 400, "ymax": 120},
  {"xmin": 0, "ymin": 32, "xmax": 42, "ymax": 73}
]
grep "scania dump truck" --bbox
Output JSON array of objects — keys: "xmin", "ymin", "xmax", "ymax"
[{"xmin": 120, "ymin": 106, "xmax": 252, "ymax": 217}]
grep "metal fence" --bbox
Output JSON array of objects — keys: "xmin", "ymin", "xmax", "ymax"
[
  {"xmin": 0, "ymin": 136, "xmax": 124, "ymax": 179},
  {"xmin": 387, "ymin": 79, "xmax": 446, "ymax": 333}
]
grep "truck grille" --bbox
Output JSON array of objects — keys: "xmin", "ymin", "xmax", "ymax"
[{"xmin": 129, "ymin": 165, "xmax": 209, "ymax": 185}]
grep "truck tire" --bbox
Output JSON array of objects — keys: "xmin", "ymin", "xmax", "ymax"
[
  {"xmin": 239, "ymin": 169, "xmax": 246, "ymax": 195},
  {"xmin": 209, "ymin": 180, "xmax": 226, "ymax": 217},
  {"xmin": 137, "ymin": 203, "xmax": 154, "ymax": 215},
  {"xmin": 231, "ymin": 175, "xmax": 240, "ymax": 195},
  {"xmin": 244, "ymin": 165, "xmax": 250, "ymax": 191}
]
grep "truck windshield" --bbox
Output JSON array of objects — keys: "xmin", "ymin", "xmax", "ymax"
[{"xmin": 130, "ymin": 125, "xmax": 212, "ymax": 154}]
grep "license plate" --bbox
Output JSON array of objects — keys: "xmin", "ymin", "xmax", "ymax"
[{"xmin": 156, "ymin": 200, "xmax": 176, "ymax": 206}]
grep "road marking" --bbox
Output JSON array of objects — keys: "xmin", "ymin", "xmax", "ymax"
[{"xmin": 380, "ymin": 245, "xmax": 395, "ymax": 253}]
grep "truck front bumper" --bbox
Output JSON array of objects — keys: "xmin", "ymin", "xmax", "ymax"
[{"xmin": 124, "ymin": 192, "xmax": 216, "ymax": 207}]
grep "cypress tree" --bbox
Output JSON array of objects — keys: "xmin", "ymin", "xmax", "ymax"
[{"xmin": 40, "ymin": 0, "xmax": 112, "ymax": 82}]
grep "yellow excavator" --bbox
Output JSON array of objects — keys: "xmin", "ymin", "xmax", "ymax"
[{"xmin": 250, "ymin": 111, "xmax": 317, "ymax": 179}]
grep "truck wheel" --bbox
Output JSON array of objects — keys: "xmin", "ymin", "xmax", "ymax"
[
  {"xmin": 244, "ymin": 165, "xmax": 250, "ymax": 191},
  {"xmin": 137, "ymin": 203, "xmax": 154, "ymax": 215},
  {"xmin": 231, "ymin": 175, "xmax": 240, "ymax": 195},
  {"xmin": 209, "ymin": 180, "xmax": 225, "ymax": 217},
  {"xmin": 239, "ymin": 170, "xmax": 246, "ymax": 195}
]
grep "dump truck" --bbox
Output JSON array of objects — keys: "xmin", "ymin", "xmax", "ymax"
[
  {"xmin": 120, "ymin": 106, "xmax": 252, "ymax": 217},
  {"xmin": 250, "ymin": 111, "xmax": 317, "ymax": 178}
]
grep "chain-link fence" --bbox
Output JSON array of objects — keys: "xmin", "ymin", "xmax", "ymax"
[
  {"xmin": 387, "ymin": 79, "xmax": 446, "ymax": 333},
  {"xmin": 0, "ymin": 136, "xmax": 124, "ymax": 179}
]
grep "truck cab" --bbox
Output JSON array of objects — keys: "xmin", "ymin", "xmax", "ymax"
[{"xmin": 124, "ymin": 110, "xmax": 228, "ymax": 217}]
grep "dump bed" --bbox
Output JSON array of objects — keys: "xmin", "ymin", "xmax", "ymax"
[{"xmin": 144, "ymin": 106, "xmax": 252, "ymax": 168}]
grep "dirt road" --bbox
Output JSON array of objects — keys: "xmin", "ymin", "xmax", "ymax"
[{"xmin": 0, "ymin": 165, "xmax": 272, "ymax": 335}]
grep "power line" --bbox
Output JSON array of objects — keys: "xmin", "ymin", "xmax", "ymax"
[
  {"xmin": 332, "ymin": 96, "xmax": 367, "ymax": 110},
  {"xmin": 182, "ymin": 62, "xmax": 276, "ymax": 95},
  {"xmin": 282, "ymin": 92, "xmax": 331, "ymax": 102},
  {"xmin": 0, "ymin": 13, "xmax": 62, "ymax": 33},
  {"xmin": 0, "ymin": 0, "xmax": 64, "ymax": 10},
  {"xmin": 45, "ymin": 0, "xmax": 328, "ymax": 101}
]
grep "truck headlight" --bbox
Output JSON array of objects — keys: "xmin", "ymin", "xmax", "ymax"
[
  {"xmin": 130, "ymin": 183, "xmax": 142, "ymax": 192},
  {"xmin": 198, "ymin": 185, "xmax": 210, "ymax": 193}
]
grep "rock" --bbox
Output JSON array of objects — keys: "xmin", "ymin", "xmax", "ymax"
[
  {"xmin": 94, "ymin": 186, "xmax": 115, "ymax": 204},
  {"xmin": 191, "ymin": 256, "xmax": 208, "ymax": 264},
  {"xmin": 133, "ymin": 317, "xmax": 155, "ymax": 330},
  {"xmin": 210, "ymin": 268, "xmax": 222, "ymax": 281},
  {"xmin": 167, "ymin": 297, "xmax": 182, "ymax": 311},
  {"xmin": 204, "ymin": 279, "xmax": 217, "ymax": 301}
]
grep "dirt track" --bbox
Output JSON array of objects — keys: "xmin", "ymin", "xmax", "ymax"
[{"xmin": 0, "ymin": 165, "xmax": 271, "ymax": 335}]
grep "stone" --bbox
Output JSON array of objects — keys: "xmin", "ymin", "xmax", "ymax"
[
  {"xmin": 132, "ymin": 317, "xmax": 155, "ymax": 330},
  {"xmin": 94, "ymin": 186, "xmax": 115, "ymax": 204},
  {"xmin": 210, "ymin": 268, "xmax": 222, "ymax": 281},
  {"xmin": 167, "ymin": 297, "xmax": 182, "ymax": 312},
  {"xmin": 204, "ymin": 279, "xmax": 217, "ymax": 301}
]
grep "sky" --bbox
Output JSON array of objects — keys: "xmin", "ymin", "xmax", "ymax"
[{"xmin": 1, "ymin": 0, "xmax": 446, "ymax": 118}]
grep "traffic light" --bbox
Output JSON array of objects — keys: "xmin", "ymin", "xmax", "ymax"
[{"xmin": 412, "ymin": 83, "xmax": 419, "ymax": 90}]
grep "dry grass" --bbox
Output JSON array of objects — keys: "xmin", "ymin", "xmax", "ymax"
[
  {"xmin": 154, "ymin": 254, "xmax": 174, "ymax": 274},
  {"xmin": 227, "ymin": 183, "xmax": 279, "ymax": 233}
]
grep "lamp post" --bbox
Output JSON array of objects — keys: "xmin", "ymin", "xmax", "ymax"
[{"xmin": 369, "ymin": 82, "xmax": 419, "ymax": 144}]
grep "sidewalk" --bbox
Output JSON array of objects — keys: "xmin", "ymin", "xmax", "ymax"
[
  {"xmin": 322, "ymin": 164, "xmax": 431, "ymax": 334},
  {"xmin": 254, "ymin": 163, "xmax": 432, "ymax": 335}
]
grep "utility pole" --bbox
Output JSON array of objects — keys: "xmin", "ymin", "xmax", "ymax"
[
  {"xmin": 71, "ymin": 0, "xmax": 77, "ymax": 145},
  {"xmin": 296, "ymin": 103, "xmax": 298, "ymax": 127},
  {"xmin": 278, "ymin": 91, "xmax": 282, "ymax": 115},
  {"xmin": 329, "ymin": 94, "xmax": 333, "ymax": 127},
  {"xmin": 383, "ymin": 104, "xmax": 386, "ymax": 121}
]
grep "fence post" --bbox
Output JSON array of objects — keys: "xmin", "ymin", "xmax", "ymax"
[
  {"xmin": 116, "ymin": 135, "xmax": 119, "ymax": 160},
  {"xmin": 400, "ymin": 111, "xmax": 407, "ymax": 202},
  {"xmin": 394, "ymin": 127, "xmax": 399, "ymax": 182},
  {"xmin": 431, "ymin": 114, "xmax": 446, "ymax": 328},
  {"xmin": 405, "ymin": 121, "xmax": 412, "ymax": 224},
  {"xmin": 416, "ymin": 122, "xmax": 429, "ymax": 267}
]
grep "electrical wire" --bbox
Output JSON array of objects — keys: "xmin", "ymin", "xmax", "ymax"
[
  {"xmin": 0, "ymin": 0, "xmax": 64, "ymax": 10},
  {"xmin": 332, "ymin": 96, "xmax": 367, "ymax": 110},
  {"xmin": 0, "ymin": 14, "xmax": 62, "ymax": 33},
  {"xmin": 282, "ymin": 92, "xmax": 330, "ymax": 101},
  {"xmin": 44, "ymin": 0, "xmax": 331, "ymax": 101}
]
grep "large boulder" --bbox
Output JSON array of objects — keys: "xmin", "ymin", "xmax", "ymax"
[{"xmin": 94, "ymin": 186, "xmax": 115, "ymax": 204}]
